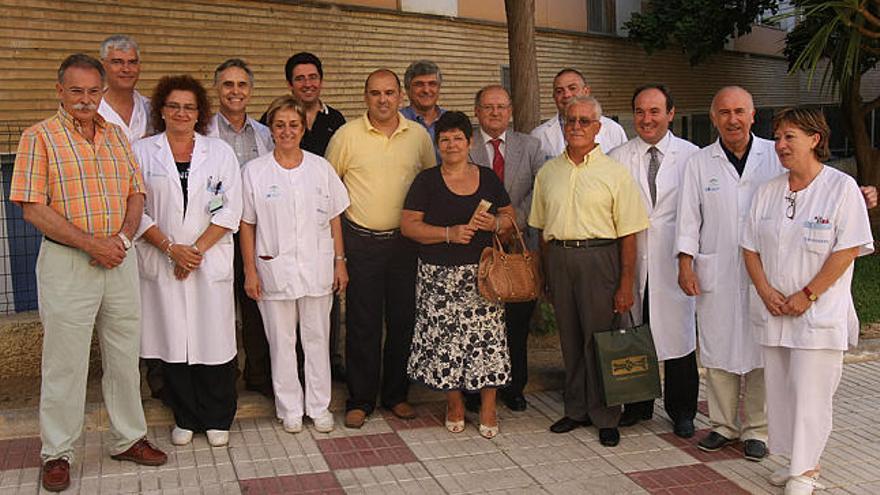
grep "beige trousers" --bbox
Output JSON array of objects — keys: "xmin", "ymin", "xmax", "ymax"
[
  {"xmin": 704, "ymin": 367, "xmax": 767, "ymax": 442},
  {"xmin": 37, "ymin": 241, "xmax": 147, "ymax": 462}
]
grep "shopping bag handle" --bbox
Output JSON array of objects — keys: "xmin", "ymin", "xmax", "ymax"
[{"xmin": 610, "ymin": 310, "xmax": 636, "ymax": 332}]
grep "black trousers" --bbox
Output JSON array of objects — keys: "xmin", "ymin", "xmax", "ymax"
[
  {"xmin": 343, "ymin": 219, "xmax": 417, "ymax": 413},
  {"xmin": 163, "ymin": 358, "xmax": 238, "ymax": 432},
  {"xmin": 624, "ymin": 280, "xmax": 699, "ymax": 422},
  {"xmin": 233, "ymin": 233, "xmax": 272, "ymax": 390},
  {"xmin": 502, "ymin": 300, "xmax": 536, "ymax": 398}
]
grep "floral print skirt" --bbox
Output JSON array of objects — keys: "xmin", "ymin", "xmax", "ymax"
[{"xmin": 407, "ymin": 261, "xmax": 511, "ymax": 392}]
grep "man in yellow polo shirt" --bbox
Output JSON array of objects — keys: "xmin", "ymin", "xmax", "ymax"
[
  {"xmin": 529, "ymin": 95, "xmax": 648, "ymax": 447},
  {"xmin": 326, "ymin": 69, "xmax": 436, "ymax": 428}
]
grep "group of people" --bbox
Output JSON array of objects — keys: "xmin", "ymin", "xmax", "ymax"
[{"xmin": 9, "ymin": 33, "xmax": 877, "ymax": 494}]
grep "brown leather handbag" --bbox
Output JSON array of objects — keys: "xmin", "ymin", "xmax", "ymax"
[{"xmin": 477, "ymin": 219, "xmax": 543, "ymax": 303}]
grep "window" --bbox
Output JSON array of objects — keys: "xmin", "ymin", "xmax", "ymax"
[{"xmin": 588, "ymin": 0, "xmax": 616, "ymax": 34}]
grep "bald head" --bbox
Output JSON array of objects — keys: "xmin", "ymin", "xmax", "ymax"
[
  {"xmin": 711, "ymin": 86, "xmax": 754, "ymax": 115},
  {"xmin": 710, "ymin": 86, "xmax": 755, "ymax": 151}
]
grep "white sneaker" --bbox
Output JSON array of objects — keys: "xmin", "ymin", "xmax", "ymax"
[
  {"xmin": 206, "ymin": 429, "xmax": 229, "ymax": 447},
  {"xmin": 784, "ymin": 475, "xmax": 825, "ymax": 495},
  {"xmin": 770, "ymin": 467, "xmax": 790, "ymax": 486},
  {"xmin": 283, "ymin": 418, "xmax": 303, "ymax": 434},
  {"xmin": 171, "ymin": 426, "xmax": 193, "ymax": 446},
  {"xmin": 312, "ymin": 411, "xmax": 335, "ymax": 433}
]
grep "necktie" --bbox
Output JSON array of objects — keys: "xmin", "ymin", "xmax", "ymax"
[
  {"xmin": 647, "ymin": 146, "xmax": 660, "ymax": 206},
  {"xmin": 490, "ymin": 138, "xmax": 505, "ymax": 182}
]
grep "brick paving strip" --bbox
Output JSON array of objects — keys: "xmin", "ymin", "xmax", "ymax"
[{"xmin": 1, "ymin": 361, "xmax": 879, "ymax": 493}]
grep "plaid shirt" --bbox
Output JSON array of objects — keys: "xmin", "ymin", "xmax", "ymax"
[{"xmin": 10, "ymin": 107, "xmax": 145, "ymax": 238}]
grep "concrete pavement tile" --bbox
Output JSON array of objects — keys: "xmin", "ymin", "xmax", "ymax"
[
  {"xmin": 398, "ymin": 478, "xmax": 445, "ymax": 494},
  {"xmin": 706, "ymin": 458, "xmax": 778, "ymax": 494},
  {"xmin": 139, "ymin": 471, "xmax": 160, "ymax": 491},
  {"xmin": 599, "ymin": 446, "xmax": 699, "ymax": 474},
  {"xmin": 230, "ymin": 459, "xmax": 255, "ymax": 480},
  {"xmin": 197, "ymin": 465, "xmax": 220, "ymax": 484},
  {"xmin": 541, "ymin": 474, "xmax": 649, "ymax": 494},
  {"xmin": 221, "ymin": 481, "xmax": 243, "ymax": 495}
]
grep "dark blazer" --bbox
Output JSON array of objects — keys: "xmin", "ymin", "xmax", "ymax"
[{"xmin": 469, "ymin": 128, "xmax": 545, "ymax": 248}]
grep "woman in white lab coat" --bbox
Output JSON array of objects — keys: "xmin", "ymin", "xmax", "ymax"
[
  {"xmin": 239, "ymin": 96, "xmax": 349, "ymax": 434},
  {"xmin": 133, "ymin": 75, "xmax": 242, "ymax": 448},
  {"xmin": 742, "ymin": 108, "xmax": 874, "ymax": 495}
]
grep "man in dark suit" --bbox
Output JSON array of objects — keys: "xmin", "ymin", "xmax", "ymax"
[{"xmin": 466, "ymin": 84, "xmax": 545, "ymax": 411}]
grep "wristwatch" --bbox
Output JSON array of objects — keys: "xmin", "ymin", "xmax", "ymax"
[
  {"xmin": 117, "ymin": 232, "xmax": 132, "ymax": 251},
  {"xmin": 802, "ymin": 286, "xmax": 818, "ymax": 302}
]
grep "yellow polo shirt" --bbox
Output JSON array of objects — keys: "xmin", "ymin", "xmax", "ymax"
[
  {"xmin": 529, "ymin": 147, "xmax": 649, "ymax": 240},
  {"xmin": 326, "ymin": 112, "xmax": 436, "ymax": 230}
]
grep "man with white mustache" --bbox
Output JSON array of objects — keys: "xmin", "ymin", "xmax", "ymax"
[
  {"xmin": 98, "ymin": 35, "xmax": 151, "ymax": 142},
  {"xmin": 207, "ymin": 58, "xmax": 274, "ymax": 398},
  {"xmin": 11, "ymin": 53, "xmax": 167, "ymax": 492}
]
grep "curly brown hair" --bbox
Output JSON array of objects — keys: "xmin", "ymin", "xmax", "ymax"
[{"xmin": 150, "ymin": 75, "xmax": 211, "ymax": 135}]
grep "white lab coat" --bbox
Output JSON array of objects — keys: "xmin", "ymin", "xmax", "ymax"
[
  {"xmin": 206, "ymin": 113, "xmax": 274, "ymax": 159},
  {"xmin": 675, "ymin": 136, "xmax": 784, "ymax": 374},
  {"xmin": 132, "ymin": 133, "xmax": 243, "ymax": 365},
  {"xmin": 240, "ymin": 151, "xmax": 349, "ymax": 300},
  {"xmin": 530, "ymin": 113, "xmax": 627, "ymax": 161},
  {"xmin": 98, "ymin": 90, "xmax": 152, "ymax": 143},
  {"xmin": 741, "ymin": 167, "xmax": 874, "ymax": 350},
  {"xmin": 609, "ymin": 132, "xmax": 699, "ymax": 361}
]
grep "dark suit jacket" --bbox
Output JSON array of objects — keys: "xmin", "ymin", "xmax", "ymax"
[{"xmin": 469, "ymin": 128, "xmax": 545, "ymax": 248}]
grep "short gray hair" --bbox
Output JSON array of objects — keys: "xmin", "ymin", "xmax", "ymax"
[
  {"xmin": 100, "ymin": 35, "xmax": 140, "ymax": 59},
  {"xmin": 57, "ymin": 53, "xmax": 105, "ymax": 84},
  {"xmin": 214, "ymin": 58, "xmax": 254, "ymax": 87},
  {"xmin": 404, "ymin": 60, "xmax": 442, "ymax": 89},
  {"xmin": 564, "ymin": 95, "xmax": 602, "ymax": 120}
]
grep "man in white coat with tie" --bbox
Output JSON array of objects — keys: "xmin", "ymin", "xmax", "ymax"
[
  {"xmin": 467, "ymin": 85, "xmax": 545, "ymax": 412},
  {"xmin": 530, "ymin": 68, "xmax": 627, "ymax": 161},
  {"xmin": 608, "ymin": 85, "xmax": 699, "ymax": 438},
  {"xmin": 676, "ymin": 86, "xmax": 781, "ymax": 461}
]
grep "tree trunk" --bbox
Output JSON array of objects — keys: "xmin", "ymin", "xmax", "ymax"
[
  {"xmin": 504, "ymin": 0, "xmax": 541, "ymax": 133},
  {"xmin": 842, "ymin": 77, "xmax": 880, "ymax": 187}
]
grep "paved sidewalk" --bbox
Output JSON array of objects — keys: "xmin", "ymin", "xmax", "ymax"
[{"xmin": 2, "ymin": 360, "xmax": 880, "ymax": 494}]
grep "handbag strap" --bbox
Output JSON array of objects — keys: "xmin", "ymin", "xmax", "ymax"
[
  {"xmin": 610, "ymin": 310, "xmax": 636, "ymax": 331},
  {"xmin": 495, "ymin": 214, "xmax": 528, "ymax": 254}
]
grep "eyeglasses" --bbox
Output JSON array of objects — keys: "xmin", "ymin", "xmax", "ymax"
[
  {"xmin": 785, "ymin": 190, "xmax": 797, "ymax": 219},
  {"xmin": 165, "ymin": 103, "xmax": 199, "ymax": 113},
  {"xmin": 478, "ymin": 104, "xmax": 510, "ymax": 112},
  {"xmin": 565, "ymin": 116, "xmax": 597, "ymax": 127}
]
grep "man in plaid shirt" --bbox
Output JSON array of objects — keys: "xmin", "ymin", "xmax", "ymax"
[{"xmin": 10, "ymin": 53, "xmax": 166, "ymax": 492}]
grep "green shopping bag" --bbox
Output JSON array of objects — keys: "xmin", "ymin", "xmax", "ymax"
[{"xmin": 593, "ymin": 312, "xmax": 661, "ymax": 407}]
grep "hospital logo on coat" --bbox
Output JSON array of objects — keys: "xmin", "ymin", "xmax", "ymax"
[
  {"xmin": 611, "ymin": 355, "xmax": 650, "ymax": 376},
  {"xmin": 705, "ymin": 177, "xmax": 720, "ymax": 192}
]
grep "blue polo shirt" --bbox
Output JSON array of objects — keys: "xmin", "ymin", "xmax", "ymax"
[{"xmin": 401, "ymin": 105, "xmax": 446, "ymax": 163}]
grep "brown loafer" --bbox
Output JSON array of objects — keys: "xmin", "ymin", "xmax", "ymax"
[
  {"xmin": 390, "ymin": 402, "xmax": 416, "ymax": 420},
  {"xmin": 344, "ymin": 409, "xmax": 367, "ymax": 429},
  {"xmin": 42, "ymin": 458, "xmax": 70, "ymax": 492},
  {"xmin": 111, "ymin": 438, "xmax": 167, "ymax": 466}
]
